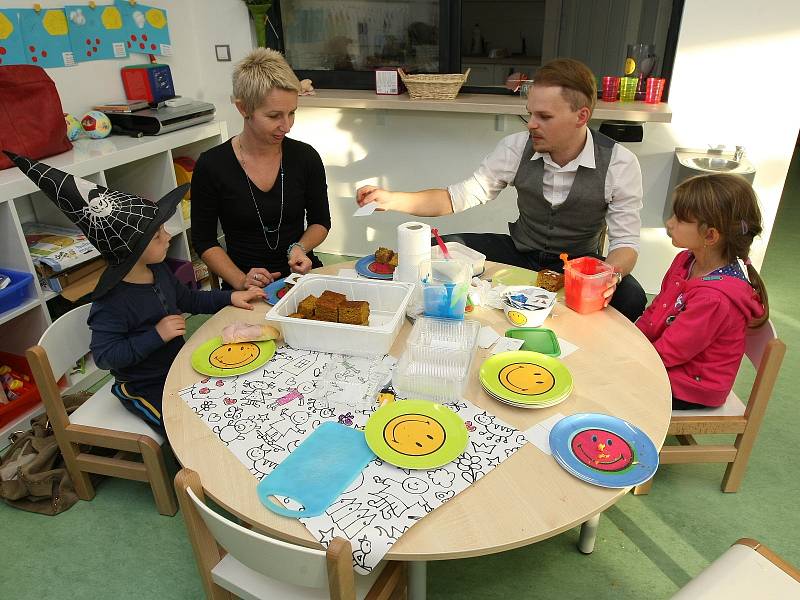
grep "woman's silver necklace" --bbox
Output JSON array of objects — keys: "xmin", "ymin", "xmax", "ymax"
[{"xmin": 238, "ymin": 136, "xmax": 284, "ymax": 252}]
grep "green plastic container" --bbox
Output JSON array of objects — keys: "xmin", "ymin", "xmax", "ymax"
[{"xmin": 505, "ymin": 327, "xmax": 561, "ymax": 356}]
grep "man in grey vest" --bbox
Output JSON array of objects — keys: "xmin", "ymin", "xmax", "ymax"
[{"xmin": 356, "ymin": 58, "xmax": 647, "ymax": 322}]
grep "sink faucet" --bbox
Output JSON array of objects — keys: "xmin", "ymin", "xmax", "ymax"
[{"xmin": 734, "ymin": 146, "xmax": 745, "ymax": 162}]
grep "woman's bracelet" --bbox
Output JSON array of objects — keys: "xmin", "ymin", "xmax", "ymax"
[{"xmin": 287, "ymin": 242, "xmax": 307, "ymax": 258}]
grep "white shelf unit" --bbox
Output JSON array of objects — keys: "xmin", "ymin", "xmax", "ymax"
[{"xmin": 0, "ymin": 120, "xmax": 229, "ymax": 442}]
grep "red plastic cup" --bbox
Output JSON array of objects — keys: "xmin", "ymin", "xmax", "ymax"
[
  {"xmin": 645, "ymin": 77, "xmax": 666, "ymax": 104},
  {"xmin": 601, "ymin": 76, "xmax": 620, "ymax": 102},
  {"xmin": 563, "ymin": 256, "xmax": 614, "ymax": 314}
]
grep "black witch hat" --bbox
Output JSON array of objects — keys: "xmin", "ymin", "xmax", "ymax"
[{"xmin": 4, "ymin": 150, "xmax": 188, "ymax": 299}]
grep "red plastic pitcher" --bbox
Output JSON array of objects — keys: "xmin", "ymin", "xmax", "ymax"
[{"xmin": 561, "ymin": 255, "xmax": 614, "ymax": 314}]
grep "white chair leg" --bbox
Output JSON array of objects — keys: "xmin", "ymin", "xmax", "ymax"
[
  {"xmin": 578, "ymin": 514, "xmax": 601, "ymax": 554},
  {"xmin": 408, "ymin": 560, "xmax": 427, "ymax": 600}
]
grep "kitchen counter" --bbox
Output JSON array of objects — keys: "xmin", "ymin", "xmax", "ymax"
[{"xmin": 298, "ymin": 89, "xmax": 672, "ymax": 123}]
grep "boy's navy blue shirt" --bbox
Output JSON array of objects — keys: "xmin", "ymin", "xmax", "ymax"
[{"xmin": 88, "ymin": 262, "xmax": 232, "ymax": 391}]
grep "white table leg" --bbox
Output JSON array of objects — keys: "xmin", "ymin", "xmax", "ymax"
[
  {"xmin": 408, "ymin": 560, "xmax": 427, "ymax": 600},
  {"xmin": 578, "ymin": 514, "xmax": 601, "ymax": 554}
]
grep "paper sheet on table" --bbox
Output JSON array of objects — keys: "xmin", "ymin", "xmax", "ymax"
[
  {"xmin": 338, "ymin": 268, "xmax": 358, "ymax": 279},
  {"xmin": 477, "ymin": 326, "xmax": 501, "ymax": 349},
  {"xmin": 353, "ymin": 202, "xmax": 379, "ymax": 217},
  {"xmin": 490, "ymin": 337, "xmax": 525, "ymax": 355},
  {"xmin": 524, "ymin": 413, "xmax": 567, "ymax": 455},
  {"xmin": 179, "ymin": 346, "xmax": 525, "ymax": 575},
  {"xmin": 557, "ymin": 338, "xmax": 579, "ymax": 358}
]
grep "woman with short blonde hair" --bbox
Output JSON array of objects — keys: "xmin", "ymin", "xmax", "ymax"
[{"xmin": 192, "ymin": 48, "xmax": 330, "ymax": 290}]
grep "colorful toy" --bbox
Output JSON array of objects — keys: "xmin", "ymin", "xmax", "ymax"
[
  {"xmin": 80, "ymin": 111, "xmax": 112, "ymax": 139},
  {"xmin": 64, "ymin": 111, "xmax": 112, "ymax": 141},
  {"xmin": 173, "ymin": 156, "xmax": 196, "ymax": 218},
  {"xmin": 0, "ymin": 364, "xmax": 31, "ymax": 401}
]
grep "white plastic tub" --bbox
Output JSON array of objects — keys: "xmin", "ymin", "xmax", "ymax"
[
  {"xmin": 431, "ymin": 242, "xmax": 487, "ymax": 276},
  {"xmin": 266, "ymin": 275, "xmax": 414, "ymax": 356}
]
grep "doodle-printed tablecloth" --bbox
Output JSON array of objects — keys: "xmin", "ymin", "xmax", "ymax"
[{"xmin": 179, "ymin": 345, "xmax": 525, "ymax": 573}]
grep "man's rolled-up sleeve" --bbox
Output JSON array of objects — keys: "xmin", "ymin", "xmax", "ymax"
[{"xmin": 605, "ymin": 146, "xmax": 643, "ymax": 253}]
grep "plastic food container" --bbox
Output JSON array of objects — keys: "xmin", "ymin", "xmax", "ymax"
[
  {"xmin": 501, "ymin": 286, "xmax": 556, "ymax": 327},
  {"xmin": 505, "ymin": 328, "xmax": 561, "ymax": 356},
  {"xmin": 393, "ymin": 317, "xmax": 480, "ymax": 403},
  {"xmin": 419, "ymin": 259, "xmax": 471, "ymax": 320},
  {"xmin": 266, "ymin": 275, "xmax": 414, "ymax": 357},
  {"xmin": 0, "ymin": 268, "xmax": 34, "ymax": 315},
  {"xmin": 0, "ymin": 351, "xmax": 41, "ymax": 430},
  {"xmin": 431, "ymin": 242, "xmax": 486, "ymax": 276},
  {"xmin": 563, "ymin": 257, "xmax": 614, "ymax": 314}
]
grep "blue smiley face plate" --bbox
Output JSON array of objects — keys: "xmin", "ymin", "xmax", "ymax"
[{"xmin": 548, "ymin": 413, "xmax": 659, "ymax": 488}]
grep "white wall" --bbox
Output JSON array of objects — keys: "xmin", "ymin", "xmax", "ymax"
[{"xmin": 22, "ymin": 0, "xmax": 800, "ymax": 293}]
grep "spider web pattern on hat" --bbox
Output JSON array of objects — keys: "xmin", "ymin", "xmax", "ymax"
[{"xmin": 14, "ymin": 155, "xmax": 158, "ymax": 265}]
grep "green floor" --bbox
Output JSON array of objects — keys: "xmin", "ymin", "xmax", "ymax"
[{"xmin": 3, "ymin": 154, "xmax": 799, "ymax": 599}]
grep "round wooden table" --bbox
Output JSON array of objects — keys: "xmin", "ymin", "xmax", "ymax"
[{"xmin": 164, "ymin": 262, "xmax": 671, "ymax": 598}]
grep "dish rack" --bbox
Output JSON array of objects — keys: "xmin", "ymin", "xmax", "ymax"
[
  {"xmin": 393, "ymin": 317, "xmax": 480, "ymax": 403},
  {"xmin": 397, "ymin": 68, "xmax": 471, "ymax": 100}
]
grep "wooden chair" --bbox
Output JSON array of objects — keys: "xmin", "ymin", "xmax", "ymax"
[
  {"xmin": 635, "ymin": 320, "xmax": 786, "ymax": 494},
  {"xmin": 671, "ymin": 538, "xmax": 800, "ymax": 598},
  {"xmin": 175, "ymin": 468, "xmax": 407, "ymax": 600},
  {"xmin": 26, "ymin": 303, "xmax": 177, "ymax": 515}
]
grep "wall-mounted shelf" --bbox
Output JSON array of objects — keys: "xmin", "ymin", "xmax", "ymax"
[{"xmin": 0, "ymin": 120, "xmax": 229, "ymax": 442}]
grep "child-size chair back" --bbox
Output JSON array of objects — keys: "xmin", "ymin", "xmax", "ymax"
[
  {"xmin": 37, "ymin": 303, "xmax": 93, "ymax": 380},
  {"xmin": 744, "ymin": 319, "xmax": 778, "ymax": 369},
  {"xmin": 186, "ymin": 487, "xmax": 331, "ymax": 589}
]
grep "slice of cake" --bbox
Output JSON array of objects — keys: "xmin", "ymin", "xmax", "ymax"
[
  {"xmin": 288, "ymin": 312, "xmax": 306, "ymax": 319},
  {"xmin": 338, "ymin": 300, "xmax": 370, "ymax": 326},
  {"xmin": 319, "ymin": 290, "xmax": 347, "ymax": 306},
  {"xmin": 314, "ymin": 297, "xmax": 340, "ymax": 322},
  {"xmin": 297, "ymin": 294, "xmax": 317, "ymax": 317},
  {"xmin": 536, "ymin": 269, "xmax": 564, "ymax": 292},
  {"xmin": 374, "ymin": 247, "xmax": 395, "ymax": 264}
]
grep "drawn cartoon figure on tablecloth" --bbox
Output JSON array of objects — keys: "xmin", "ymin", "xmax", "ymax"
[
  {"xmin": 352, "ymin": 536, "xmax": 372, "ymax": 570},
  {"xmin": 214, "ymin": 416, "xmax": 257, "ymax": 445},
  {"xmin": 374, "ymin": 524, "xmax": 409, "ymax": 543},
  {"xmin": 259, "ymin": 409, "xmax": 310, "ymax": 442},
  {"xmin": 224, "ymin": 406, "xmax": 243, "ymax": 421},
  {"xmin": 190, "ymin": 376, "xmax": 238, "ymax": 401},
  {"xmin": 338, "ymin": 412, "xmax": 354, "ymax": 426},
  {"xmin": 239, "ymin": 380, "xmax": 276, "ymax": 408},
  {"xmin": 444, "ymin": 400, "xmax": 468, "ymax": 413},
  {"xmin": 272, "ymin": 381, "xmax": 315, "ymax": 408},
  {"xmin": 246, "ymin": 445, "xmax": 280, "ymax": 478},
  {"xmin": 473, "ymin": 411, "xmax": 514, "ymax": 443},
  {"xmin": 367, "ymin": 475, "xmax": 430, "ymax": 520},
  {"xmin": 427, "ymin": 468, "xmax": 455, "ymax": 489},
  {"xmin": 326, "ymin": 497, "xmax": 377, "ymax": 539},
  {"xmin": 464, "ymin": 420, "xmax": 476, "ymax": 432},
  {"xmin": 435, "ymin": 489, "xmax": 455, "ymax": 502},
  {"xmin": 455, "ymin": 452, "xmax": 483, "ymax": 484},
  {"xmin": 471, "ymin": 441, "xmax": 497, "ymax": 455}
]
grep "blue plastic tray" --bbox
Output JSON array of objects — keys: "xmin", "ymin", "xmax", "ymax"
[{"xmin": 0, "ymin": 269, "xmax": 34, "ymax": 314}]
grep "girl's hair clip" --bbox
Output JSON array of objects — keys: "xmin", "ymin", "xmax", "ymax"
[
  {"xmin": 743, "ymin": 257, "xmax": 752, "ymax": 266},
  {"xmin": 740, "ymin": 220, "xmax": 749, "ymax": 235}
]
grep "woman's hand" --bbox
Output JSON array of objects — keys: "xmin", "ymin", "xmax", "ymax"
[
  {"xmin": 231, "ymin": 287, "xmax": 267, "ymax": 310},
  {"xmin": 356, "ymin": 186, "xmax": 395, "ymax": 210},
  {"xmin": 240, "ymin": 267, "xmax": 282, "ymax": 290},
  {"xmin": 288, "ymin": 245, "xmax": 312, "ymax": 274}
]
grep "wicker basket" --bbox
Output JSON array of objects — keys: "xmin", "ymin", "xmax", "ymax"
[{"xmin": 398, "ymin": 68, "xmax": 471, "ymax": 100}]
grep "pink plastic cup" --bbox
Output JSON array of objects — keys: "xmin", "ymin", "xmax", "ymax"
[
  {"xmin": 645, "ymin": 77, "xmax": 666, "ymax": 104},
  {"xmin": 601, "ymin": 76, "xmax": 620, "ymax": 102}
]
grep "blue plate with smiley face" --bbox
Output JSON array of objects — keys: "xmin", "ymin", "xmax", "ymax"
[
  {"xmin": 364, "ymin": 399, "xmax": 468, "ymax": 469},
  {"xmin": 549, "ymin": 413, "xmax": 659, "ymax": 488}
]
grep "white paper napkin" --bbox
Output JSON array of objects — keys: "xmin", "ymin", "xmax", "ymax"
[
  {"xmin": 353, "ymin": 202, "xmax": 378, "ymax": 217},
  {"xmin": 557, "ymin": 338, "xmax": 579, "ymax": 358},
  {"xmin": 477, "ymin": 326, "xmax": 501, "ymax": 349},
  {"xmin": 524, "ymin": 412, "xmax": 567, "ymax": 455},
  {"xmin": 490, "ymin": 336, "xmax": 525, "ymax": 355}
]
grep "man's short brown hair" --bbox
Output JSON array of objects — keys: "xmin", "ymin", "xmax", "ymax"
[{"xmin": 534, "ymin": 58, "xmax": 597, "ymax": 113}]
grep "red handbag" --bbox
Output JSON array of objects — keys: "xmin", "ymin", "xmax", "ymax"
[{"xmin": 0, "ymin": 65, "xmax": 72, "ymax": 170}]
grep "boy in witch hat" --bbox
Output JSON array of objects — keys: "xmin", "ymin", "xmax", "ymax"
[{"xmin": 5, "ymin": 151, "xmax": 266, "ymax": 434}]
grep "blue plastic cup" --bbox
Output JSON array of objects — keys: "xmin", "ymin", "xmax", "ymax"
[{"xmin": 419, "ymin": 259, "xmax": 471, "ymax": 320}]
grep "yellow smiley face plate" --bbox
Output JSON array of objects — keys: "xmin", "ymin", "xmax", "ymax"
[
  {"xmin": 190, "ymin": 336, "xmax": 276, "ymax": 377},
  {"xmin": 479, "ymin": 351, "xmax": 573, "ymax": 405},
  {"xmin": 365, "ymin": 400, "xmax": 469, "ymax": 470}
]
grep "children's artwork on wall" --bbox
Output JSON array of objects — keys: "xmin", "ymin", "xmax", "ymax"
[
  {"xmin": 114, "ymin": 0, "xmax": 171, "ymax": 56},
  {"xmin": 17, "ymin": 8, "xmax": 76, "ymax": 68},
  {"xmin": 64, "ymin": 4, "xmax": 127, "ymax": 63},
  {"xmin": 179, "ymin": 344, "xmax": 526, "ymax": 573},
  {"xmin": 0, "ymin": 10, "xmax": 27, "ymax": 66}
]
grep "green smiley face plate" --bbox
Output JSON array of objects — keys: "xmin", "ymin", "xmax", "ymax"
[
  {"xmin": 479, "ymin": 351, "xmax": 573, "ymax": 405},
  {"xmin": 190, "ymin": 336, "xmax": 276, "ymax": 377},
  {"xmin": 364, "ymin": 400, "xmax": 469, "ymax": 470}
]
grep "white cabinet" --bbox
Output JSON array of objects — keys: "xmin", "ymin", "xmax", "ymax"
[{"xmin": 0, "ymin": 120, "xmax": 228, "ymax": 440}]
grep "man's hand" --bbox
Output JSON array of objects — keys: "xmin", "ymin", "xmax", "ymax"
[
  {"xmin": 356, "ymin": 186, "xmax": 396, "ymax": 211},
  {"xmin": 288, "ymin": 246, "xmax": 312, "ymax": 274},
  {"xmin": 231, "ymin": 288, "xmax": 267, "ymax": 310},
  {"xmin": 155, "ymin": 314, "xmax": 186, "ymax": 342},
  {"xmin": 602, "ymin": 271, "xmax": 623, "ymax": 307},
  {"xmin": 240, "ymin": 268, "xmax": 282, "ymax": 290}
]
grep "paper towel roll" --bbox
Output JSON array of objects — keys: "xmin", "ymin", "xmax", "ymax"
[
  {"xmin": 397, "ymin": 222, "xmax": 431, "ymax": 257},
  {"xmin": 395, "ymin": 222, "xmax": 431, "ymax": 283}
]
